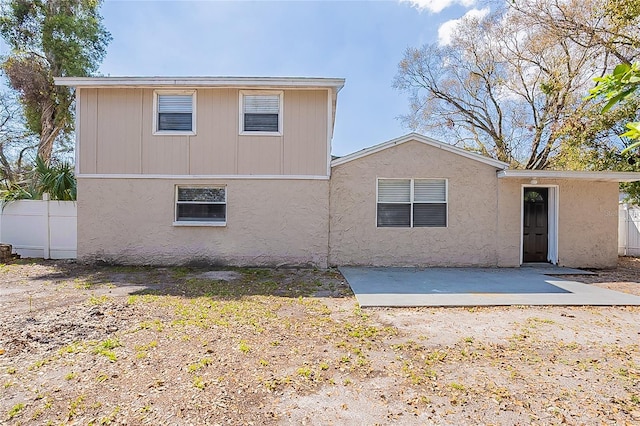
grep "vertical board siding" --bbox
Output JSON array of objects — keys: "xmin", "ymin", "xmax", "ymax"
[
  {"xmin": 79, "ymin": 88, "xmax": 98, "ymax": 174},
  {"xmin": 237, "ymin": 137, "xmax": 282, "ymax": 174},
  {"xmin": 96, "ymin": 89, "xmax": 142, "ymax": 173},
  {"xmin": 190, "ymin": 89, "xmax": 238, "ymax": 175},
  {"xmin": 283, "ymin": 90, "xmax": 328, "ymax": 175},
  {"xmin": 83, "ymin": 87, "xmax": 328, "ymax": 176}
]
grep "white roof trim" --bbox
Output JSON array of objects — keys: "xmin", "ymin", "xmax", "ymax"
[
  {"xmin": 331, "ymin": 133, "xmax": 509, "ymax": 169},
  {"xmin": 497, "ymin": 170, "xmax": 640, "ymax": 182},
  {"xmin": 55, "ymin": 76, "xmax": 345, "ymax": 91}
]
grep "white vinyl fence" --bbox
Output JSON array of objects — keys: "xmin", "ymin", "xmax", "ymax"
[
  {"xmin": 0, "ymin": 196, "xmax": 77, "ymax": 259},
  {"xmin": 619, "ymin": 203, "xmax": 640, "ymax": 256}
]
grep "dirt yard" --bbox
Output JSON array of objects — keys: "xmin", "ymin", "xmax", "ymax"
[{"xmin": 0, "ymin": 259, "xmax": 639, "ymax": 425}]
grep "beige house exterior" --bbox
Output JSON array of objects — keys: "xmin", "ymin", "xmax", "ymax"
[
  {"xmin": 329, "ymin": 134, "xmax": 628, "ymax": 268},
  {"xmin": 57, "ymin": 77, "xmax": 343, "ymax": 267},
  {"xmin": 56, "ymin": 77, "xmax": 640, "ymax": 269}
]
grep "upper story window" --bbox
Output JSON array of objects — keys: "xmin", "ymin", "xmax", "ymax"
[
  {"xmin": 154, "ymin": 90, "xmax": 196, "ymax": 135},
  {"xmin": 240, "ymin": 90, "xmax": 282, "ymax": 135},
  {"xmin": 377, "ymin": 178, "xmax": 447, "ymax": 228}
]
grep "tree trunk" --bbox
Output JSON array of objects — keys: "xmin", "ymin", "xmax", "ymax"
[{"xmin": 38, "ymin": 100, "xmax": 60, "ymax": 165}]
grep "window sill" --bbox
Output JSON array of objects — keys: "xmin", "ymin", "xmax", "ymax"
[
  {"xmin": 239, "ymin": 131, "xmax": 282, "ymax": 137},
  {"xmin": 154, "ymin": 130, "xmax": 196, "ymax": 136},
  {"xmin": 376, "ymin": 226, "xmax": 448, "ymax": 229},
  {"xmin": 173, "ymin": 221, "xmax": 226, "ymax": 227}
]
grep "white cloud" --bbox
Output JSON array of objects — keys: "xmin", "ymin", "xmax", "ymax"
[
  {"xmin": 437, "ymin": 7, "xmax": 490, "ymax": 46},
  {"xmin": 401, "ymin": 0, "xmax": 476, "ymax": 14}
]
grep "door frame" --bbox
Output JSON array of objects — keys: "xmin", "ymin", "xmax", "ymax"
[{"xmin": 520, "ymin": 184, "xmax": 559, "ymax": 265}]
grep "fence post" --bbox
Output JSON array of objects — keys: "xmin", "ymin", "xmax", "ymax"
[
  {"xmin": 618, "ymin": 203, "xmax": 629, "ymax": 256},
  {"xmin": 43, "ymin": 193, "xmax": 50, "ymax": 259}
]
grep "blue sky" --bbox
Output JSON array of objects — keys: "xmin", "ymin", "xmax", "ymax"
[
  {"xmin": 98, "ymin": 0, "xmax": 484, "ymax": 155},
  {"xmin": 0, "ymin": 0, "xmax": 483, "ymax": 156}
]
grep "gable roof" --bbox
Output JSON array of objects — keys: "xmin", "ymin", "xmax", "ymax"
[{"xmin": 331, "ymin": 133, "xmax": 509, "ymax": 169}]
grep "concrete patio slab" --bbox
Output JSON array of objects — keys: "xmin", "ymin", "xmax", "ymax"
[{"xmin": 339, "ymin": 267, "xmax": 640, "ymax": 307}]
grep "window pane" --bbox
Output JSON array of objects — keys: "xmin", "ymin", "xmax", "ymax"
[
  {"xmin": 414, "ymin": 179, "xmax": 446, "ymax": 202},
  {"xmin": 377, "ymin": 203, "xmax": 410, "ymax": 227},
  {"xmin": 243, "ymin": 95, "xmax": 279, "ymax": 114},
  {"xmin": 177, "ymin": 204, "xmax": 226, "ymax": 222},
  {"xmin": 378, "ymin": 180, "xmax": 410, "ymax": 203},
  {"xmin": 413, "ymin": 203, "xmax": 447, "ymax": 227},
  {"xmin": 159, "ymin": 113, "xmax": 192, "ymax": 131},
  {"xmin": 177, "ymin": 187, "xmax": 225, "ymax": 202},
  {"xmin": 157, "ymin": 94, "xmax": 193, "ymax": 132},
  {"xmin": 244, "ymin": 113, "xmax": 279, "ymax": 132},
  {"xmin": 158, "ymin": 95, "xmax": 192, "ymax": 113}
]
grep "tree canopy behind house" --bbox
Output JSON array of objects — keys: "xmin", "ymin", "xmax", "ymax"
[
  {"xmin": 0, "ymin": 0, "xmax": 111, "ymax": 166},
  {"xmin": 394, "ymin": 0, "xmax": 640, "ymax": 170}
]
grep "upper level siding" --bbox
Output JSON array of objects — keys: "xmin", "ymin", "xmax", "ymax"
[{"xmin": 78, "ymin": 87, "xmax": 330, "ymax": 176}]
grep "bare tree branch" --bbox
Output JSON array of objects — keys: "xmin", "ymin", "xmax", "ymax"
[{"xmin": 394, "ymin": 0, "xmax": 640, "ymax": 169}]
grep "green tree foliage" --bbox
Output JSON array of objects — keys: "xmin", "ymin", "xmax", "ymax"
[
  {"xmin": 588, "ymin": 62, "xmax": 640, "ymax": 147},
  {"xmin": 31, "ymin": 155, "xmax": 75, "ymax": 200},
  {"xmin": 574, "ymin": 0, "xmax": 640, "ymax": 203},
  {"xmin": 0, "ymin": 0, "xmax": 111, "ymax": 165},
  {"xmin": 394, "ymin": 0, "xmax": 640, "ymax": 169}
]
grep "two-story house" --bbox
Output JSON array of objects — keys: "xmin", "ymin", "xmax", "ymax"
[
  {"xmin": 56, "ymin": 76, "xmax": 640, "ymax": 269},
  {"xmin": 57, "ymin": 77, "xmax": 343, "ymax": 266}
]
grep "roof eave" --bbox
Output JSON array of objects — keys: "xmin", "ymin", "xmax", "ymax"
[
  {"xmin": 497, "ymin": 170, "xmax": 640, "ymax": 182},
  {"xmin": 331, "ymin": 132, "xmax": 509, "ymax": 169},
  {"xmin": 54, "ymin": 76, "xmax": 346, "ymax": 91}
]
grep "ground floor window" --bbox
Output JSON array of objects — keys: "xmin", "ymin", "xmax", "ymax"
[
  {"xmin": 377, "ymin": 178, "xmax": 447, "ymax": 227},
  {"xmin": 175, "ymin": 186, "xmax": 226, "ymax": 225}
]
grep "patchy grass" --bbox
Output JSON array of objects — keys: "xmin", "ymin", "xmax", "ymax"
[
  {"xmin": 7, "ymin": 403, "xmax": 24, "ymax": 420},
  {"xmin": 92, "ymin": 339, "xmax": 121, "ymax": 362},
  {"xmin": 87, "ymin": 295, "xmax": 111, "ymax": 305},
  {"xmin": 2, "ymin": 260, "xmax": 639, "ymax": 425}
]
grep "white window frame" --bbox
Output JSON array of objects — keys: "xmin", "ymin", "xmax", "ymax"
[
  {"xmin": 153, "ymin": 90, "xmax": 197, "ymax": 136},
  {"xmin": 239, "ymin": 90, "xmax": 283, "ymax": 136},
  {"xmin": 376, "ymin": 178, "xmax": 448, "ymax": 228},
  {"xmin": 173, "ymin": 185, "xmax": 226, "ymax": 227}
]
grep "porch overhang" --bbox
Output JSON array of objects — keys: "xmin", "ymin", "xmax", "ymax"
[{"xmin": 497, "ymin": 170, "xmax": 640, "ymax": 182}]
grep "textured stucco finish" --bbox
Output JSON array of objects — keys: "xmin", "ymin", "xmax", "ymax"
[
  {"xmin": 496, "ymin": 179, "xmax": 523, "ymax": 267},
  {"xmin": 77, "ymin": 139, "xmax": 620, "ymax": 268},
  {"xmin": 557, "ymin": 180, "xmax": 619, "ymax": 268},
  {"xmin": 78, "ymin": 178, "xmax": 329, "ymax": 267},
  {"xmin": 329, "ymin": 140, "xmax": 620, "ymax": 268},
  {"xmin": 497, "ymin": 179, "xmax": 619, "ymax": 268},
  {"xmin": 329, "ymin": 140, "xmax": 503, "ymax": 267}
]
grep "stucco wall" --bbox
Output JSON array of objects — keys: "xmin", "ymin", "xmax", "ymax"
[
  {"xmin": 329, "ymin": 140, "xmax": 502, "ymax": 266},
  {"xmin": 497, "ymin": 179, "xmax": 619, "ymax": 268},
  {"xmin": 77, "ymin": 178, "xmax": 329, "ymax": 267},
  {"xmin": 496, "ymin": 179, "xmax": 522, "ymax": 267},
  {"xmin": 559, "ymin": 180, "xmax": 619, "ymax": 268}
]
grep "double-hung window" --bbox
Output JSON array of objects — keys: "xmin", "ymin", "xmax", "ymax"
[
  {"xmin": 240, "ymin": 90, "xmax": 282, "ymax": 134},
  {"xmin": 154, "ymin": 91, "xmax": 196, "ymax": 134},
  {"xmin": 174, "ymin": 186, "xmax": 226, "ymax": 226},
  {"xmin": 377, "ymin": 179, "xmax": 447, "ymax": 227}
]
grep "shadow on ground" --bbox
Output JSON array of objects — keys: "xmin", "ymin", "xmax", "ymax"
[{"xmin": 4, "ymin": 258, "xmax": 353, "ymax": 300}]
